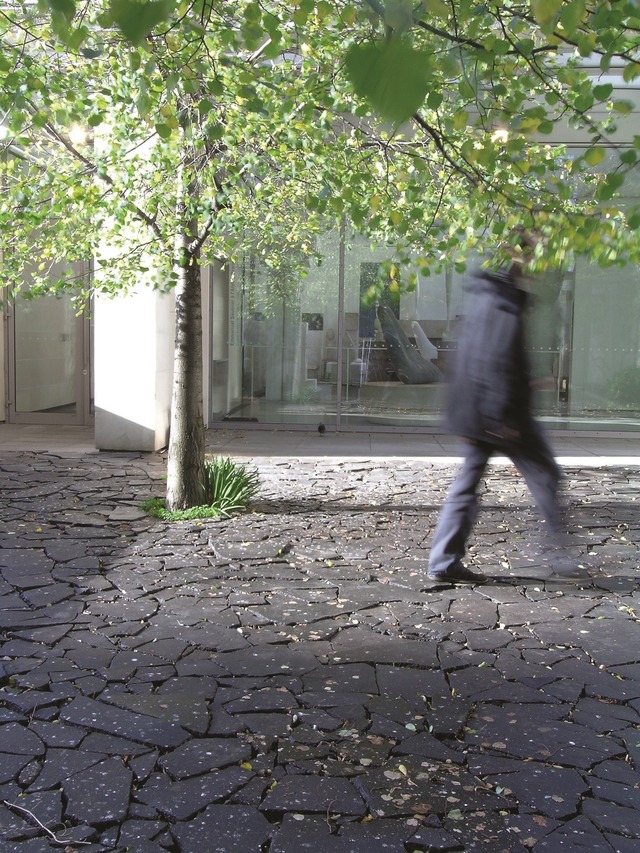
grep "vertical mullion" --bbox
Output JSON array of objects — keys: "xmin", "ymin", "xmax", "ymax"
[{"xmin": 335, "ymin": 219, "xmax": 346, "ymax": 430}]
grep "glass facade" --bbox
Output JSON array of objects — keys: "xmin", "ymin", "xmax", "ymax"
[
  {"xmin": 14, "ymin": 286, "xmax": 78, "ymax": 416},
  {"xmin": 568, "ymin": 258, "xmax": 640, "ymax": 428},
  {"xmin": 209, "ymin": 228, "xmax": 640, "ymax": 432}
]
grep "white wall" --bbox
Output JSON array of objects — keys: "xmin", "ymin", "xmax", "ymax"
[{"xmin": 94, "ymin": 285, "xmax": 174, "ymax": 451}]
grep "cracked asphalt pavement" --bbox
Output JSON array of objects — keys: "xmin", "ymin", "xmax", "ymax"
[{"xmin": 0, "ymin": 444, "xmax": 639, "ymax": 852}]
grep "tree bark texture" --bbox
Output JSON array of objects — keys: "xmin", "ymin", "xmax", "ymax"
[{"xmin": 166, "ymin": 245, "xmax": 206, "ymax": 510}]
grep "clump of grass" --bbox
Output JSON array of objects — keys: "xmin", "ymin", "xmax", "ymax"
[{"xmin": 142, "ymin": 456, "xmax": 260, "ymax": 521}]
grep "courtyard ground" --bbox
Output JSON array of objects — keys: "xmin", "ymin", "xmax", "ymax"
[{"xmin": 0, "ymin": 427, "xmax": 639, "ymax": 851}]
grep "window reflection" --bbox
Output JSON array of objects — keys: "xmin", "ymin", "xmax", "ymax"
[{"xmin": 211, "ymin": 231, "xmax": 640, "ymax": 431}]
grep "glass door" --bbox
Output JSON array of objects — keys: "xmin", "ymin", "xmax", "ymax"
[
  {"xmin": 217, "ymin": 230, "xmax": 342, "ymax": 427},
  {"xmin": 6, "ymin": 268, "xmax": 92, "ymax": 425}
]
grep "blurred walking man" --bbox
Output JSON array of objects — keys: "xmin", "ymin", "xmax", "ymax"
[{"xmin": 427, "ymin": 244, "xmax": 576, "ymax": 584}]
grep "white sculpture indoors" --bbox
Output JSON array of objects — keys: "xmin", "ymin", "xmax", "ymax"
[{"xmin": 411, "ymin": 321, "xmax": 439, "ymax": 361}]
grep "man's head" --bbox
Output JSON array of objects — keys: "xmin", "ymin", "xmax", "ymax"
[
  {"xmin": 512, "ymin": 227, "xmax": 540, "ymax": 252},
  {"xmin": 504, "ymin": 229, "xmax": 544, "ymax": 278}
]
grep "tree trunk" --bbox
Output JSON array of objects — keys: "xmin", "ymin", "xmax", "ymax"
[{"xmin": 166, "ymin": 245, "xmax": 206, "ymax": 510}]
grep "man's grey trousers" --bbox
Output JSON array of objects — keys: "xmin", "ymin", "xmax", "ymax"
[{"xmin": 428, "ymin": 423, "xmax": 563, "ymax": 576}]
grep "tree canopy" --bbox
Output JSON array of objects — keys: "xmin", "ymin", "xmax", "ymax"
[{"xmin": 1, "ymin": 0, "xmax": 640, "ymax": 300}]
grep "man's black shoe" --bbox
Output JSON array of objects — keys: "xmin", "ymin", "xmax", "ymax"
[{"xmin": 427, "ymin": 564, "xmax": 488, "ymax": 585}]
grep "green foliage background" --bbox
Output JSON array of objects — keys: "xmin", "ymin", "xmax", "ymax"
[{"xmin": 1, "ymin": 0, "xmax": 640, "ymax": 305}]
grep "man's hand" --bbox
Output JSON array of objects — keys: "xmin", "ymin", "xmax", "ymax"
[{"xmin": 485, "ymin": 426, "xmax": 521, "ymax": 442}]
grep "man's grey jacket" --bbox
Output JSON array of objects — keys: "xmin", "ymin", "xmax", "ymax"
[{"xmin": 445, "ymin": 267, "xmax": 532, "ymax": 446}]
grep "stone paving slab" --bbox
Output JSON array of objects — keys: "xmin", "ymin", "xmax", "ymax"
[{"xmin": 0, "ymin": 450, "xmax": 639, "ymax": 850}]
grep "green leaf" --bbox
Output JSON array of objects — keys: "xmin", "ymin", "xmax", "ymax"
[
  {"xmin": 136, "ymin": 92, "xmax": 152, "ymax": 117},
  {"xmin": 516, "ymin": 117, "xmax": 541, "ymax": 134},
  {"xmin": 453, "ymin": 109, "xmax": 468, "ymax": 130},
  {"xmin": 458, "ymin": 79, "xmax": 475, "ymax": 100},
  {"xmin": 623, "ymin": 62, "xmax": 640, "ymax": 83},
  {"xmin": 206, "ymin": 123, "xmax": 224, "ymax": 140},
  {"xmin": 583, "ymin": 147, "xmax": 606, "ymax": 167},
  {"xmin": 447, "ymin": 808, "xmax": 464, "ymax": 821},
  {"xmin": 421, "ymin": 0, "xmax": 449, "ymax": 19},
  {"xmin": 198, "ymin": 99, "xmax": 214, "ymax": 115},
  {"xmin": 577, "ymin": 32, "xmax": 597, "ymax": 56},
  {"xmin": 427, "ymin": 91, "xmax": 443, "ymax": 110},
  {"xmin": 155, "ymin": 121, "xmax": 173, "ymax": 139},
  {"xmin": 109, "ymin": 0, "xmax": 177, "ymax": 46},
  {"xmin": 596, "ymin": 171, "xmax": 625, "ymax": 200},
  {"xmin": 612, "ymin": 99, "xmax": 634, "ymax": 115},
  {"xmin": 244, "ymin": 1, "xmax": 261, "ymax": 24},
  {"xmin": 530, "ymin": 0, "xmax": 562, "ymax": 27},
  {"xmin": 384, "ymin": 0, "xmax": 414, "ymax": 32},
  {"xmin": 67, "ymin": 26, "xmax": 88, "ymax": 50},
  {"xmin": 573, "ymin": 92, "xmax": 594, "ymax": 112},
  {"xmin": 345, "ymin": 37, "xmax": 433, "ymax": 125},
  {"xmin": 559, "ymin": 0, "xmax": 587, "ymax": 35},
  {"xmin": 593, "ymin": 83, "xmax": 613, "ymax": 101},
  {"xmin": 44, "ymin": 0, "xmax": 76, "ymax": 20}
]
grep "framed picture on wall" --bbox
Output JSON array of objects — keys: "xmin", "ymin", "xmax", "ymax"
[{"xmin": 302, "ymin": 313, "xmax": 324, "ymax": 331}]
